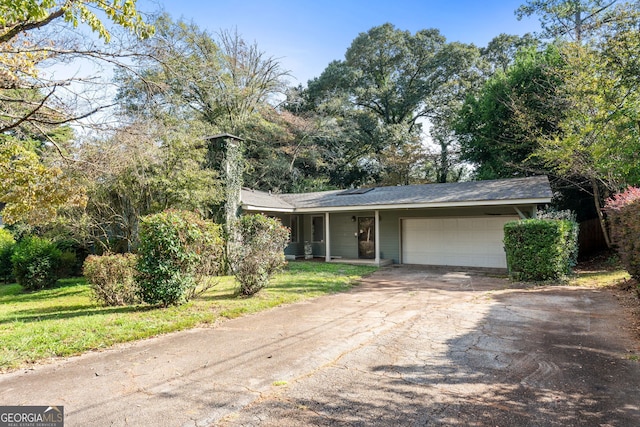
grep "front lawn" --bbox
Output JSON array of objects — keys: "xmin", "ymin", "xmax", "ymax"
[{"xmin": 0, "ymin": 262, "xmax": 377, "ymax": 372}]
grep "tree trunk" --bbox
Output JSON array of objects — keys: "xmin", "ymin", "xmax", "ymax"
[{"xmin": 592, "ymin": 178, "xmax": 612, "ymax": 248}]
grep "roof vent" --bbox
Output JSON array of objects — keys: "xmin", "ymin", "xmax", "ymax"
[{"xmin": 338, "ymin": 187, "xmax": 375, "ymax": 196}]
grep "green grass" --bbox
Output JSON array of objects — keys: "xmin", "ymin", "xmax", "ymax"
[
  {"xmin": 569, "ymin": 269, "xmax": 631, "ymax": 288},
  {"xmin": 0, "ymin": 262, "xmax": 377, "ymax": 372}
]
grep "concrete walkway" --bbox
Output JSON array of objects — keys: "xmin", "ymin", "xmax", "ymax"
[{"xmin": 1, "ymin": 267, "xmax": 639, "ymax": 426}]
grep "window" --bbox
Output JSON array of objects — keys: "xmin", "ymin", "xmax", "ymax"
[
  {"xmin": 289, "ymin": 215, "xmax": 299, "ymax": 243},
  {"xmin": 312, "ymin": 215, "xmax": 324, "ymax": 243}
]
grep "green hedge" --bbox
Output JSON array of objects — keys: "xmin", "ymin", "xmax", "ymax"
[
  {"xmin": 11, "ymin": 236, "xmax": 62, "ymax": 291},
  {"xmin": 0, "ymin": 228, "xmax": 15, "ymax": 283},
  {"xmin": 504, "ymin": 219, "xmax": 578, "ymax": 281}
]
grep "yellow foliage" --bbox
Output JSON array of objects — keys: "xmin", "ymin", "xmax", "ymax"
[
  {"xmin": 0, "ymin": 38, "xmax": 51, "ymax": 86},
  {"xmin": 0, "ymin": 138, "xmax": 86, "ymax": 225}
]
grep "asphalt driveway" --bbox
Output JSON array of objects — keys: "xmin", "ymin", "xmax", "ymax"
[{"xmin": 1, "ymin": 266, "xmax": 639, "ymax": 426}]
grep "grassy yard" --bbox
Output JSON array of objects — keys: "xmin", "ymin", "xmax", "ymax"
[
  {"xmin": 569, "ymin": 253, "xmax": 631, "ymax": 288},
  {"xmin": 0, "ymin": 262, "xmax": 377, "ymax": 372},
  {"xmin": 569, "ymin": 269, "xmax": 631, "ymax": 288}
]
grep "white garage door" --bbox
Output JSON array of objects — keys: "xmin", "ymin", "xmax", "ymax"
[{"xmin": 401, "ymin": 217, "xmax": 518, "ymax": 269}]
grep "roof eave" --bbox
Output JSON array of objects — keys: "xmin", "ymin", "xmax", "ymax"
[
  {"xmin": 242, "ymin": 204, "xmax": 295, "ymax": 213},
  {"xmin": 242, "ymin": 197, "xmax": 551, "ymax": 214}
]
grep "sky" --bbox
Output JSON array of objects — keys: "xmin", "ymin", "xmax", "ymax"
[{"xmin": 139, "ymin": 0, "xmax": 542, "ymax": 85}]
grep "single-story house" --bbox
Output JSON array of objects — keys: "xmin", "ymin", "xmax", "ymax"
[{"xmin": 240, "ymin": 175, "xmax": 553, "ymax": 269}]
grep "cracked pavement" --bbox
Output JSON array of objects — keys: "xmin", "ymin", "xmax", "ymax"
[{"xmin": 1, "ymin": 266, "xmax": 639, "ymax": 426}]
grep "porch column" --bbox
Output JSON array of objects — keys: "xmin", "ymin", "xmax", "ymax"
[
  {"xmin": 325, "ymin": 212, "xmax": 331, "ymax": 262},
  {"xmin": 374, "ymin": 210, "xmax": 380, "ymax": 266}
]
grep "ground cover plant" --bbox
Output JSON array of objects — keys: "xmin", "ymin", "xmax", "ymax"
[{"xmin": 0, "ymin": 262, "xmax": 376, "ymax": 372}]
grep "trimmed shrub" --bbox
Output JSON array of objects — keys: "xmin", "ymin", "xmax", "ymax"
[
  {"xmin": 0, "ymin": 228, "xmax": 15, "ymax": 283},
  {"xmin": 536, "ymin": 208, "xmax": 579, "ymax": 269},
  {"xmin": 229, "ymin": 214, "xmax": 289, "ymax": 296},
  {"xmin": 11, "ymin": 236, "xmax": 62, "ymax": 291},
  {"xmin": 136, "ymin": 210, "xmax": 224, "ymax": 306},
  {"xmin": 606, "ymin": 186, "xmax": 640, "ymax": 281},
  {"xmin": 504, "ymin": 218, "xmax": 579, "ymax": 281},
  {"xmin": 83, "ymin": 253, "xmax": 140, "ymax": 306}
]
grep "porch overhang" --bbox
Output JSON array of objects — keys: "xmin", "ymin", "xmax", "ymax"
[{"xmin": 242, "ymin": 198, "xmax": 550, "ymax": 214}]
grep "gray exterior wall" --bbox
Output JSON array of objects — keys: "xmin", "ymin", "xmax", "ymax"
[{"xmin": 329, "ymin": 212, "xmax": 361, "ymax": 259}]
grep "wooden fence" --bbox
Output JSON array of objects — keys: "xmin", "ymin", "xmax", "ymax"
[{"xmin": 579, "ymin": 218, "xmax": 608, "ymax": 258}]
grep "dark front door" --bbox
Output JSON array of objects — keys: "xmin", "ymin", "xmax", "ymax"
[{"xmin": 358, "ymin": 217, "xmax": 375, "ymax": 259}]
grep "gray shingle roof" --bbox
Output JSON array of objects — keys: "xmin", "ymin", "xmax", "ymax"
[
  {"xmin": 241, "ymin": 175, "xmax": 552, "ymax": 212},
  {"xmin": 241, "ymin": 188, "xmax": 296, "ymax": 210}
]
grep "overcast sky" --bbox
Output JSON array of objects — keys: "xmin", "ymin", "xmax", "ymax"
[{"xmin": 139, "ymin": 0, "xmax": 542, "ymax": 85}]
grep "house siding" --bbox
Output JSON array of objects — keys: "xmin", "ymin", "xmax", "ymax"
[
  {"xmin": 286, "ymin": 214, "xmax": 305, "ymax": 257},
  {"xmin": 329, "ymin": 212, "xmax": 362, "ymax": 259}
]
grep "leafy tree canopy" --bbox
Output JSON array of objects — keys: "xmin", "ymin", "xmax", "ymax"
[
  {"xmin": 456, "ymin": 44, "xmax": 565, "ymax": 180},
  {"xmin": 300, "ymin": 23, "xmax": 481, "ymax": 187}
]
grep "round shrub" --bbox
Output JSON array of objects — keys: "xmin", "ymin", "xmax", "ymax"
[
  {"xmin": 229, "ymin": 214, "xmax": 290, "ymax": 296},
  {"xmin": 0, "ymin": 228, "xmax": 16, "ymax": 283},
  {"xmin": 11, "ymin": 236, "xmax": 62, "ymax": 291},
  {"xmin": 136, "ymin": 210, "xmax": 224, "ymax": 307},
  {"xmin": 83, "ymin": 253, "xmax": 140, "ymax": 306}
]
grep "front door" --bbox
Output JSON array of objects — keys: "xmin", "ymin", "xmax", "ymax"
[{"xmin": 358, "ymin": 217, "xmax": 375, "ymax": 259}]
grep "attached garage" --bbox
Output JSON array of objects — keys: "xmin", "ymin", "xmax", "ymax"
[{"xmin": 401, "ymin": 216, "xmax": 519, "ymax": 269}]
